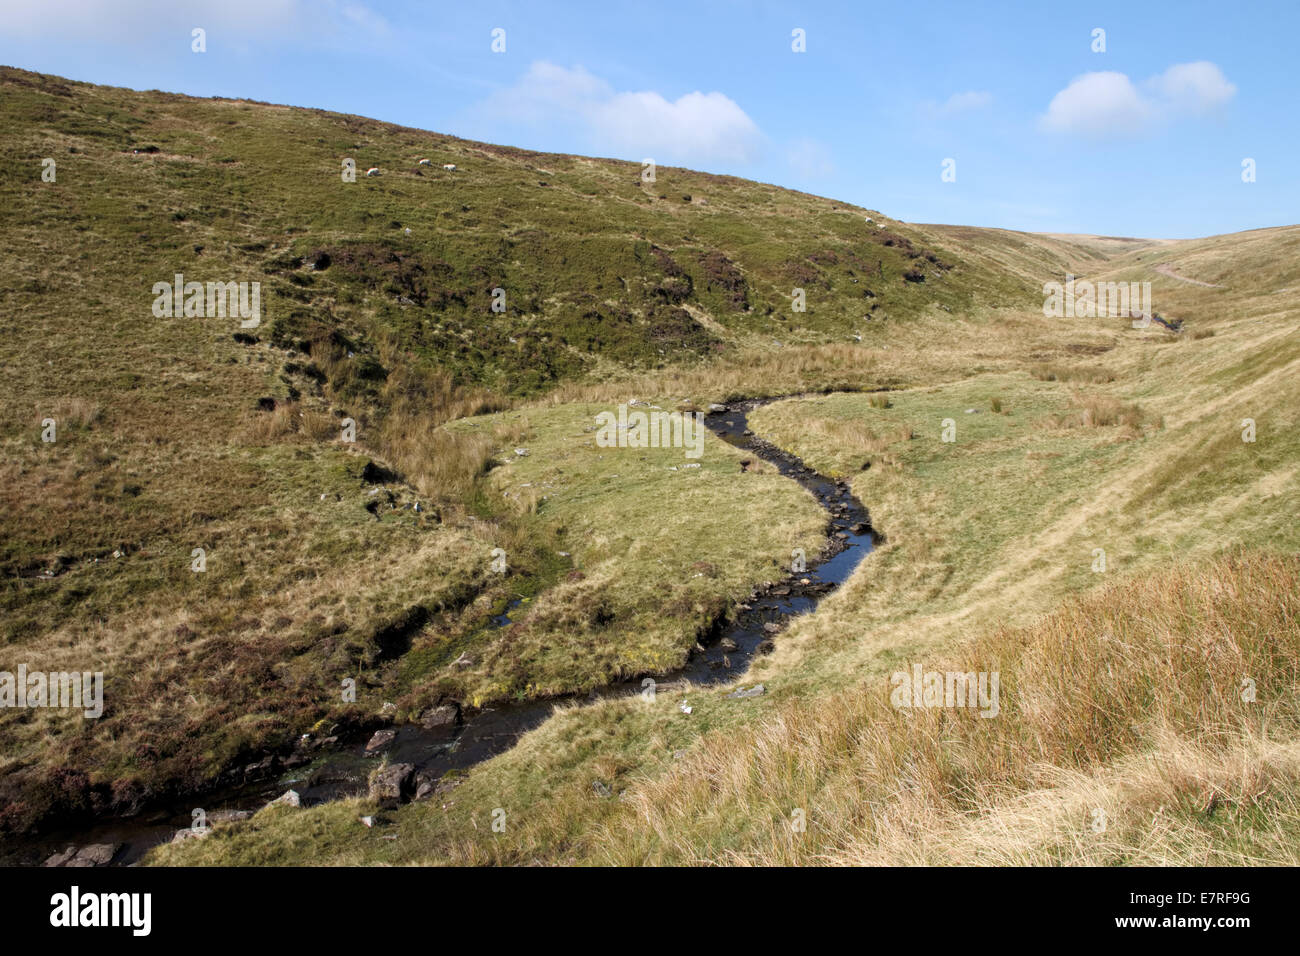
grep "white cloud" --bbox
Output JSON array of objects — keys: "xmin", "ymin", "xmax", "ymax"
[
  {"xmin": 591, "ymin": 90, "xmax": 760, "ymax": 164},
  {"xmin": 478, "ymin": 61, "xmax": 763, "ymax": 166},
  {"xmin": 1041, "ymin": 71, "xmax": 1152, "ymax": 137},
  {"xmin": 1146, "ymin": 61, "xmax": 1236, "ymax": 113},
  {"xmin": 933, "ymin": 90, "xmax": 993, "ymax": 116},
  {"xmin": 480, "ymin": 62, "xmax": 611, "ymax": 124},
  {"xmin": 1041, "ymin": 62, "xmax": 1235, "ymax": 139}
]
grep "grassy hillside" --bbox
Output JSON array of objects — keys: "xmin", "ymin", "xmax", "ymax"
[
  {"xmin": 154, "ymin": 219, "xmax": 1300, "ymax": 865},
  {"xmin": 2, "ymin": 67, "xmax": 1297, "ymax": 865},
  {"xmin": 1, "ymin": 64, "xmax": 1015, "ymax": 835}
]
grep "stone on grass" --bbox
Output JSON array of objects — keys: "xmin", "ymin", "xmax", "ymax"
[{"xmin": 369, "ymin": 763, "xmax": 415, "ymax": 809}]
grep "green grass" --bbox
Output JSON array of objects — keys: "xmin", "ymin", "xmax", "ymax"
[
  {"xmin": 428, "ymin": 403, "xmax": 825, "ymax": 705},
  {"xmin": 155, "ymin": 213, "xmax": 1300, "ymax": 865},
  {"xmin": 4, "ymin": 65, "xmax": 1299, "ymax": 866}
]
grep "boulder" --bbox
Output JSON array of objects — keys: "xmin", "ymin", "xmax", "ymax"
[
  {"xmin": 727, "ymin": 684, "xmax": 766, "ymax": 700},
  {"xmin": 419, "ymin": 703, "xmax": 460, "ymax": 730},
  {"xmin": 364, "ymin": 729, "xmax": 397, "ymax": 754},
  {"xmin": 414, "ymin": 771, "xmax": 464, "ymax": 802},
  {"xmin": 369, "ymin": 763, "xmax": 415, "ymax": 809},
  {"xmin": 266, "ymin": 789, "xmax": 300, "ymax": 809},
  {"xmin": 80, "ymin": 843, "xmax": 120, "ymax": 865},
  {"xmin": 42, "ymin": 847, "xmax": 76, "ymax": 867},
  {"xmin": 54, "ymin": 843, "xmax": 120, "ymax": 867}
]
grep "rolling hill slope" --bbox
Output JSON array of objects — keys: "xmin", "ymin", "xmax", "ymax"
[{"xmin": 3, "ymin": 67, "xmax": 1297, "ymax": 867}]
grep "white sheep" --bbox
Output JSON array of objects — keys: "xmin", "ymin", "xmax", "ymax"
[
  {"xmin": 417, "ymin": 158, "xmax": 432, "ymax": 166},
  {"xmin": 443, "ymin": 163, "xmax": 456, "ymax": 171},
  {"xmin": 365, "ymin": 167, "xmax": 380, "ymax": 177}
]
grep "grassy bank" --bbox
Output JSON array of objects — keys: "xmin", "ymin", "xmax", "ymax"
[
  {"xmin": 3, "ymin": 66, "xmax": 1297, "ymax": 865},
  {"xmin": 153, "ymin": 227, "xmax": 1300, "ymax": 864}
]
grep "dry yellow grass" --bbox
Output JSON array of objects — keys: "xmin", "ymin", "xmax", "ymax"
[
  {"xmin": 152, "ymin": 224, "xmax": 1300, "ymax": 867},
  {"xmin": 595, "ymin": 552, "xmax": 1300, "ymax": 865},
  {"xmin": 9, "ymin": 65, "xmax": 1299, "ymax": 866}
]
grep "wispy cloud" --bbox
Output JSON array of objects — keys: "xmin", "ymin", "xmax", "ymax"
[
  {"xmin": 786, "ymin": 137, "xmax": 835, "ymax": 179},
  {"xmin": 1, "ymin": 0, "xmax": 388, "ymax": 43},
  {"xmin": 337, "ymin": 3, "xmax": 390, "ymax": 36},
  {"xmin": 930, "ymin": 90, "xmax": 993, "ymax": 117},
  {"xmin": 1040, "ymin": 61, "xmax": 1235, "ymax": 140}
]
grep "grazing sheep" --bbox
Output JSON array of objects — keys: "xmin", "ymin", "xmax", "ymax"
[
  {"xmin": 366, "ymin": 167, "xmax": 380, "ymax": 177},
  {"xmin": 443, "ymin": 163, "xmax": 456, "ymax": 171},
  {"xmin": 417, "ymin": 158, "xmax": 432, "ymax": 166}
]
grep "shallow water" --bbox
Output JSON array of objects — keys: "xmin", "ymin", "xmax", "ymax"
[{"xmin": 11, "ymin": 398, "xmax": 876, "ymax": 866}]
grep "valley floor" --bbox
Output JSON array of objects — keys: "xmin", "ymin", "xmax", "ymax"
[
  {"xmin": 4, "ymin": 68, "xmax": 1296, "ymax": 865},
  {"xmin": 150, "ymin": 230, "xmax": 1300, "ymax": 865}
]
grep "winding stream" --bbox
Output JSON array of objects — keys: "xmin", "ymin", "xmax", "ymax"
[{"xmin": 12, "ymin": 398, "xmax": 876, "ymax": 866}]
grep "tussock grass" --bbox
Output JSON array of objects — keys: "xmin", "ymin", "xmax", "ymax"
[
  {"xmin": 1073, "ymin": 393, "xmax": 1151, "ymax": 430},
  {"xmin": 5, "ymin": 65, "xmax": 1299, "ymax": 864},
  {"xmin": 156, "ymin": 249, "xmax": 1300, "ymax": 865},
  {"xmin": 1031, "ymin": 363, "xmax": 1116, "ymax": 383},
  {"xmin": 596, "ymin": 552, "xmax": 1300, "ymax": 865}
]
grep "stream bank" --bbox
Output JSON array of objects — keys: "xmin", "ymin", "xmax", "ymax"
[{"xmin": 13, "ymin": 397, "xmax": 877, "ymax": 866}]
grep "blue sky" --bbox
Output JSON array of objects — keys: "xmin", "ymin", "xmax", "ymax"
[{"xmin": 3, "ymin": 0, "xmax": 1295, "ymax": 238}]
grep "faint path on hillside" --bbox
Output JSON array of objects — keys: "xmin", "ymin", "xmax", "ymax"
[{"xmin": 1155, "ymin": 263, "xmax": 1221, "ymax": 287}]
